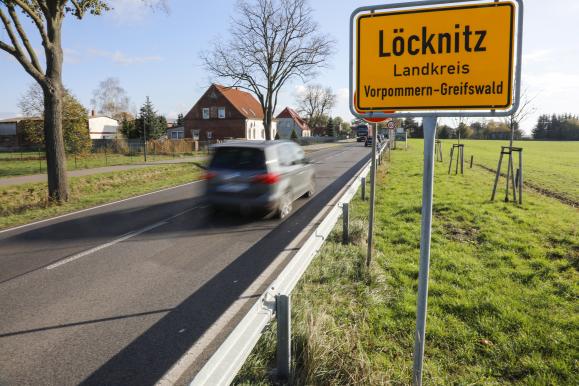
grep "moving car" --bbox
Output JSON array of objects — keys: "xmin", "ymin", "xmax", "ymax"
[{"xmin": 204, "ymin": 140, "xmax": 315, "ymax": 219}]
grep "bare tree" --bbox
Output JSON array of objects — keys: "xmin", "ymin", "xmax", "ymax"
[
  {"xmin": 18, "ymin": 83, "xmax": 45, "ymax": 118},
  {"xmin": 91, "ymin": 77, "xmax": 130, "ymax": 119},
  {"xmin": 202, "ymin": 0, "xmax": 334, "ymax": 140},
  {"xmin": 504, "ymin": 88, "xmax": 537, "ymax": 145},
  {"xmin": 296, "ymin": 84, "xmax": 336, "ymax": 128}
]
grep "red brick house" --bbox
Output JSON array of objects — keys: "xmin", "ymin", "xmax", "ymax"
[{"xmin": 184, "ymin": 84, "xmax": 277, "ymax": 141}]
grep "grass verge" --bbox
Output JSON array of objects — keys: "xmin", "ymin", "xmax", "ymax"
[
  {"xmin": 0, "ymin": 152, "xmax": 205, "ymax": 178},
  {"xmin": 0, "ymin": 163, "xmax": 201, "ymax": 230},
  {"xmin": 234, "ymin": 141, "xmax": 578, "ymax": 385}
]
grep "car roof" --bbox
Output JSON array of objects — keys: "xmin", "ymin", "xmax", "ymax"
[{"xmin": 212, "ymin": 140, "xmax": 294, "ymax": 149}]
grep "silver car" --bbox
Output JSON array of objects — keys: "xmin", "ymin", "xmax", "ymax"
[{"xmin": 204, "ymin": 140, "xmax": 315, "ymax": 219}]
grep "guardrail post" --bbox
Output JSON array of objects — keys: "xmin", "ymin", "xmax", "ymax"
[
  {"xmin": 276, "ymin": 294, "xmax": 291, "ymax": 381},
  {"xmin": 361, "ymin": 177, "xmax": 366, "ymax": 200},
  {"xmin": 342, "ymin": 203, "xmax": 349, "ymax": 244}
]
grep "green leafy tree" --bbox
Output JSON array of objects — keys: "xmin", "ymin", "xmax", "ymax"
[
  {"xmin": 19, "ymin": 84, "xmax": 90, "ymax": 154},
  {"xmin": 403, "ymin": 117, "xmax": 421, "ymax": 138},
  {"xmin": 533, "ymin": 113, "xmax": 579, "ymax": 140},
  {"xmin": 133, "ymin": 97, "xmax": 166, "ymax": 140},
  {"xmin": 290, "ymin": 129, "xmax": 298, "ymax": 141},
  {"xmin": 120, "ymin": 117, "xmax": 137, "ymax": 139},
  {"xmin": 456, "ymin": 122, "xmax": 473, "ymax": 139},
  {"xmin": 176, "ymin": 113, "xmax": 184, "ymax": 126},
  {"xmin": 470, "ymin": 121, "xmax": 485, "ymax": 139},
  {"xmin": 339, "ymin": 121, "xmax": 351, "ymax": 136},
  {"xmin": 437, "ymin": 124, "xmax": 452, "ymax": 139},
  {"xmin": 325, "ymin": 117, "xmax": 335, "ymax": 137}
]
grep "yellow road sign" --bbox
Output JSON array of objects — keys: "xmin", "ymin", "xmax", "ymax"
[{"xmin": 356, "ymin": 2, "xmax": 515, "ymax": 111}]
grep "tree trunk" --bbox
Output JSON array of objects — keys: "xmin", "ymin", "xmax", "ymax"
[
  {"xmin": 42, "ymin": 83, "xmax": 68, "ymax": 202},
  {"xmin": 265, "ymin": 107, "xmax": 274, "ymax": 140},
  {"xmin": 42, "ymin": 11, "xmax": 68, "ymax": 202}
]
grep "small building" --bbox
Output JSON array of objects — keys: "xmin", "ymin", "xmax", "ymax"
[
  {"xmin": 167, "ymin": 126, "xmax": 185, "ymax": 140},
  {"xmin": 275, "ymin": 107, "xmax": 311, "ymax": 139},
  {"xmin": 184, "ymin": 84, "xmax": 277, "ymax": 141},
  {"xmin": 0, "ymin": 117, "xmax": 42, "ymax": 148},
  {"xmin": 88, "ymin": 114, "xmax": 119, "ymax": 139}
]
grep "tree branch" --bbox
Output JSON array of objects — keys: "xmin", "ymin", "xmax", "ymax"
[
  {"xmin": 0, "ymin": 6, "xmax": 44, "ymax": 82},
  {"xmin": 70, "ymin": 0, "xmax": 85, "ymax": 18},
  {"xmin": 11, "ymin": 0, "xmax": 49, "ymax": 47},
  {"xmin": 6, "ymin": 3, "xmax": 42, "ymax": 72}
]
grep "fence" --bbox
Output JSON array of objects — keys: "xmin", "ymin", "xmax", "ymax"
[
  {"xmin": 187, "ymin": 142, "xmax": 387, "ymax": 386},
  {"xmin": 0, "ymin": 139, "xmax": 216, "ymax": 174},
  {"xmin": 0, "ymin": 137, "xmax": 343, "ymax": 176}
]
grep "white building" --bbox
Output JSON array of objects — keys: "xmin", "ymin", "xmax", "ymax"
[
  {"xmin": 88, "ymin": 115, "xmax": 119, "ymax": 139},
  {"xmin": 275, "ymin": 107, "xmax": 310, "ymax": 139}
]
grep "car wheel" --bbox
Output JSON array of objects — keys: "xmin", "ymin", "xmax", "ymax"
[
  {"xmin": 303, "ymin": 181, "xmax": 315, "ymax": 198},
  {"xmin": 277, "ymin": 191, "xmax": 293, "ymax": 219}
]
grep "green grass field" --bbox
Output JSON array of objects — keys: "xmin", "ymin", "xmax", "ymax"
[
  {"xmin": 234, "ymin": 140, "xmax": 578, "ymax": 385},
  {"xmin": 0, "ymin": 163, "xmax": 201, "ymax": 230},
  {"xmin": 452, "ymin": 140, "xmax": 579, "ymax": 204},
  {"xmin": 0, "ymin": 152, "xmax": 203, "ymax": 178}
]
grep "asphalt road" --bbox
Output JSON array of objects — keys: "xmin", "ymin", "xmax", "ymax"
[{"xmin": 0, "ymin": 142, "xmax": 370, "ymax": 386}]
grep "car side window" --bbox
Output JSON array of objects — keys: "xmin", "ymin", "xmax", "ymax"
[
  {"xmin": 292, "ymin": 144, "xmax": 305, "ymax": 164},
  {"xmin": 278, "ymin": 144, "xmax": 292, "ymax": 166}
]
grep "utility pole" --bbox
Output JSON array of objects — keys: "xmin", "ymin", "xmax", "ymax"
[{"xmin": 143, "ymin": 96, "xmax": 148, "ymax": 163}]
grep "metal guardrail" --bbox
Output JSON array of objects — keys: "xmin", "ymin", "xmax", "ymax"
[{"xmin": 190, "ymin": 143, "xmax": 387, "ymax": 386}]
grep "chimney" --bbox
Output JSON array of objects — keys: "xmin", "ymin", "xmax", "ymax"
[{"xmin": 91, "ymin": 109, "xmax": 95, "ymax": 117}]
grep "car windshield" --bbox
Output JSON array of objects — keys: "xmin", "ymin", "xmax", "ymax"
[{"xmin": 210, "ymin": 147, "xmax": 266, "ymax": 170}]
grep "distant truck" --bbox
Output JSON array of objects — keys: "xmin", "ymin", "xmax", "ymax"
[{"xmin": 354, "ymin": 124, "xmax": 369, "ymax": 142}]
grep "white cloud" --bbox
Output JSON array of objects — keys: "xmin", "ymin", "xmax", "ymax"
[
  {"xmin": 107, "ymin": 0, "xmax": 168, "ymax": 24},
  {"xmin": 87, "ymin": 48, "xmax": 163, "ymax": 65},
  {"xmin": 523, "ymin": 49, "xmax": 552, "ymax": 63},
  {"xmin": 64, "ymin": 48, "xmax": 82, "ymax": 64}
]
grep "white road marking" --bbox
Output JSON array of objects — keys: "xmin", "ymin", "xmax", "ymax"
[
  {"xmin": 45, "ymin": 205, "xmax": 206, "ymax": 271},
  {"xmin": 0, "ymin": 180, "xmax": 203, "ymax": 235},
  {"xmin": 46, "ymin": 221, "xmax": 168, "ymax": 270}
]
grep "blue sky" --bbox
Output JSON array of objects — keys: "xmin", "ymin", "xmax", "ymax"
[{"xmin": 1, "ymin": 0, "xmax": 579, "ymax": 133}]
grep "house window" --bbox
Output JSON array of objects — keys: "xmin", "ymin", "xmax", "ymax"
[
  {"xmin": 261, "ymin": 129, "xmax": 265, "ymax": 139},
  {"xmin": 202, "ymin": 108, "xmax": 209, "ymax": 119},
  {"xmin": 218, "ymin": 107, "xmax": 225, "ymax": 119}
]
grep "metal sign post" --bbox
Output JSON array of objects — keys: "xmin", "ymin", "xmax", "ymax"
[
  {"xmin": 412, "ymin": 116, "xmax": 437, "ymax": 385},
  {"xmin": 366, "ymin": 122, "xmax": 378, "ymax": 268}
]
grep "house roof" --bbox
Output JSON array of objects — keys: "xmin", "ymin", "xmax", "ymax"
[
  {"xmin": 214, "ymin": 84, "xmax": 264, "ymax": 119},
  {"xmin": 276, "ymin": 107, "xmax": 310, "ymax": 132},
  {"xmin": 0, "ymin": 116, "xmax": 41, "ymax": 123}
]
